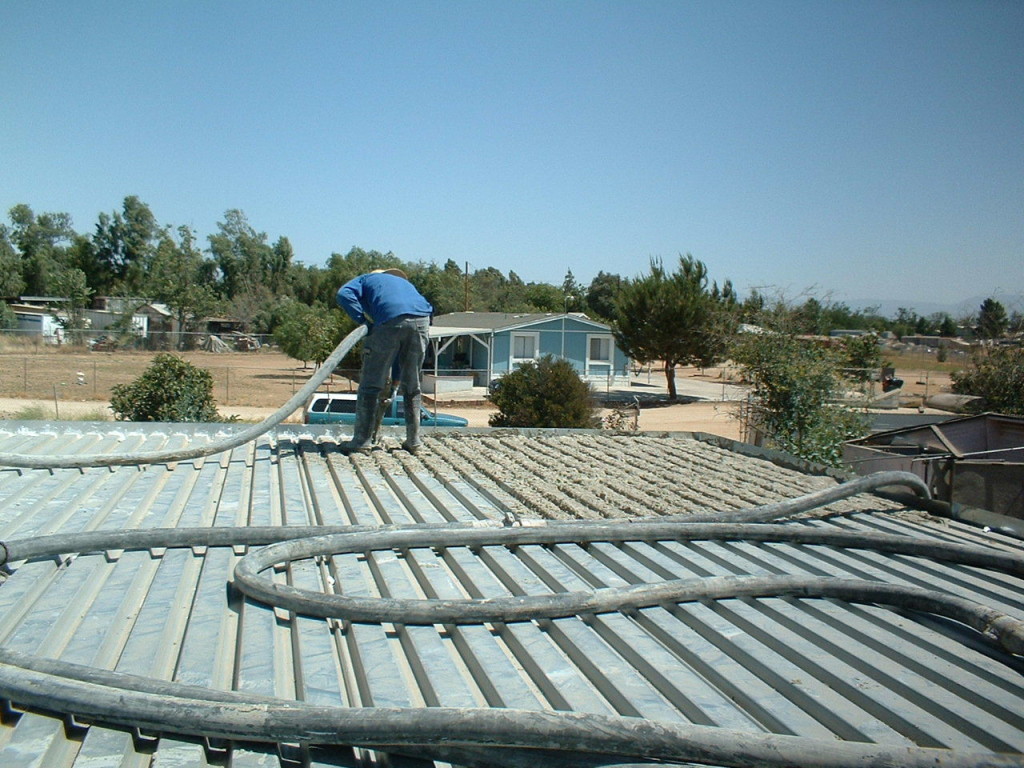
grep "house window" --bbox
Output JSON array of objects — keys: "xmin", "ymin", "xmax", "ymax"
[
  {"xmin": 589, "ymin": 335, "xmax": 612, "ymax": 362},
  {"xmin": 511, "ymin": 332, "xmax": 538, "ymax": 363},
  {"xmin": 586, "ymin": 334, "xmax": 614, "ymax": 375}
]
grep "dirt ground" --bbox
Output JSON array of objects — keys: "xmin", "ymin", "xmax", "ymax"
[{"xmin": 0, "ymin": 346, "xmax": 953, "ymax": 441}]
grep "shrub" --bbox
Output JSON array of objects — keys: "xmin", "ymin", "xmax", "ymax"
[
  {"xmin": 732, "ymin": 332, "xmax": 866, "ymax": 466},
  {"xmin": 951, "ymin": 347, "xmax": 1024, "ymax": 415},
  {"xmin": 841, "ymin": 334, "xmax": 883, "ymax": 383},
  {"xmin": 110, "ymin": 354, "xmax": 221, "ymax": 422},
  {"xmin": 489, "ymin": 355, "xmax": 596, "ymax": 428}
]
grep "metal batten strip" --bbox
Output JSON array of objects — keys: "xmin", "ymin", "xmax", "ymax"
[
  {"xmin": 719, "ymin": 597, "xmax": 964, "ymax": 748},
  {"xmin": 674, "ymin": 601, "xmax": 876, "ymax": 742},
  {"xmin": 756, "ymin": 597, "xmax": 1024, "ymax": 750}
]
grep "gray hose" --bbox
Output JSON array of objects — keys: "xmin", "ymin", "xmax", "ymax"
[
  {"xmin": 0, "ymin": 471, "xmax": 934, "ymax": 566},
  {"xmin": 231, "ymin": 531, "xmax": 1024, "ymax": 646},
  {"xmin": 0, "ymin": 649, "xmax": 1021, "ymax": 768},
  {"xmin": 671, "ymin": 469, "xmax": 930, "ymax": 523},
  {"xmin": 0, "ymin": 325, "xmax": 367, "ymax": 469}
]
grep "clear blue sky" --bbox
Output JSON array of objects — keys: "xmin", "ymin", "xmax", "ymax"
[{"xmin": 2, "ymin": 1, "xmax": 1022, "ymax": 311}]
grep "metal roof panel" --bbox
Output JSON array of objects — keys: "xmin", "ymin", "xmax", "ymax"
[{"xmin": 0, "ymin": 424, "xmax": 1022, "ymax": 767}]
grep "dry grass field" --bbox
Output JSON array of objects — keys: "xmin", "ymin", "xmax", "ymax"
[
  {"xmin": 0, "ymin": 336, "xmax": 955, "ymax": 439},
  {"xmin": 0, "ymin": 341, "xmax": 357, "ymax": 408}
]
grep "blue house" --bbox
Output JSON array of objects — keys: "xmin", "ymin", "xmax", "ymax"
[{"xmin": 427, "ymin": 312, "xmax": 630, "ymax": 390}]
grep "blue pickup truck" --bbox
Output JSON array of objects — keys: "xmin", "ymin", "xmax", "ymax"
[{"xmin": 303, "ymin": 393, "xmax": 469, "ymax": 427}]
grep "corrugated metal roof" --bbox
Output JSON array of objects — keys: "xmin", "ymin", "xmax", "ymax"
[{"xmin": 0, "ymin": 424, "xmax": 1022, "ymax": 767}]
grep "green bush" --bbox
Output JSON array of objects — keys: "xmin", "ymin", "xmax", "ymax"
[
  {"xmin": 110, "ymin": 354, "xmax": 221, "ymax": 422},
  {"xmin": 0, "ymin": 301, "xmax": 16, "ymax": 330},
  {"xmin": 841, "ymin": 333, "xmax": 883, "ymax": 383},
  {"xmin": 489, "ymin": 355, "xmax": 596, "ymax": 428},
  {"xmin": 732, "ymin": 332, "xmax": 866, "ymax": 466},
  {"xmin": 951, "ymin": 347, "xmax": 1024, "ymax": 415}
]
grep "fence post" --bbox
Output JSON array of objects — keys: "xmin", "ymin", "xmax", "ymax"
[{"xmin": 225, "ymin": 367, "xmax": 230, "ymax": 405}]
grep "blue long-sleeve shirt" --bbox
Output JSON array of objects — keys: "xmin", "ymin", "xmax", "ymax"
[{"xmin": 335, "ymin": 272, "xmax": 433, "ymax": 326}]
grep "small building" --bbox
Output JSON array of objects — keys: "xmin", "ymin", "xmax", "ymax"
[
  {"xmin": 8, "ymin": 303, "xmax": 63, "ymax": 344},
  {"xmin": 428, "ymin": 311, "xmax": 630, "ymax": 389},
  {"xmin": 843, "ymin": 412, "xmax": 1024, "ymax": 520}
]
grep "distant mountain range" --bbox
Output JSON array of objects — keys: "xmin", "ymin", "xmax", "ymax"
[{"xmin": 845, "ymin": 292, "xmax": 1024, "ymax": 319}]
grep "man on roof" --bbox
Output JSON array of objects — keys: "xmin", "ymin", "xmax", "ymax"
[{"xmin": 335, "ymin": 268, "xmax": 433, "ymax": 454}]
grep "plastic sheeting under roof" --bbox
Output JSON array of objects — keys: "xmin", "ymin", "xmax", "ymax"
[{"xmin": 0, "ymin": 424, "xmax": 1022, "ymax": 767}]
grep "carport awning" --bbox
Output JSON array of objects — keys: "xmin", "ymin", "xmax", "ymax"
[
  {"xmin": 428, "ymin": 326, "xmax": 490, "ymax": 339},
  {"xmin": 428, "ymin": 326, "xmax": 494, "ymax": 382}
]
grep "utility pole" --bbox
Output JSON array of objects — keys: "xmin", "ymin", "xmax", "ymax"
[{"xmin": 464, "ymin": 262, "xmax": 470, "ymax": 311}]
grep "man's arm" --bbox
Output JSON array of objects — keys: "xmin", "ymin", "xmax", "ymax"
[{"xmin": 335, "ymin": 277, "xmax": 367, "ymax": 325}]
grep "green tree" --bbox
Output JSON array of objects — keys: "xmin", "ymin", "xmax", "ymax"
[
  {"xmin": 977, "ymin": 298, "xmax": 1008, "ymax": 341},
  {"xmin": 841, "ymin": 334, "xmax": 883, "ymax": 383},
  {"xmin": 585, "ymin": 271, "xmax": 622, "ymax": 321},
  {"xmin": 289, "ymin": 262, "xmax": 335, "ymax": 307},
  {"xmin": 489, "ymin": 355, "xmax": 596, "ymax": 428},
  {"xmin": 109, "ymin": 354, "xmax": 221, "ymax": 422},
  {"xmin": 410, "ymin": 259, "xmax": 467, "ymax": 315},
  {"xmin": 891, "ymin": 307, "xmax": 921, "ymax": 340},
  {"xmin": 48, "ymin": 268, "xmax": 93, "ymax": 345},
  {"xmin": 268, "ymin": 236, "xmax": 294, "ymax": 295},
  {"xmin": 0, "ymin": 300, "xmax": 17, "ymax": 330},
  {"xmin": 208, "ymin": 209, "xmax": 278, "ymax": 299},
  {"xmin": 92, "ymin": 196, "xmax": 160, "ymax": 294},
  {"xmin": 795, "ymin": 297, "xmax": 826, "ymax": 335},
  {"xmin": 732, "ymin": 332, "xmax": 866, "ymax": 466},
  {"xmin": 612, "ymin": 255, "xmax": 734, "ymax": 400},
  {"xmin": 951, "ymin": 347, "xmax": 1024, "ymax": 415},
  {"xmin": 0, "ymin": 226, "xmax": 25, "ymax": 297},
  {"xmin": 523, "ymin": 281, "xmax": 564, "ymax": 312},
  {"xmin": 939, "ymin": 314, "xmax": 958, "ymax": 337},
  {"xmin": 471, "ymin": 266, "xmax": 512, "ymax": 311},
  {"xmin": 562, "ymin": 269, "xmax": 583, "ymax": 312},
  {"xmin": 148, "ymin": 226, "xmax": 219, "ymax": 346},
  {"xmin": 7, "ymin": 203, "xmax": 76, "ymax": 295},
  {"xmin": 273, "ymin": 300, "xmax": 356, "ymax": 369}
]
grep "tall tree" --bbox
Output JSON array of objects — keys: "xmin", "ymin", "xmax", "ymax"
[
  {"xmin": 562, "ymin": 269, "xmax": 582, "ymax": 312},
  {"xmin": 409, "ymin": 259, "xmax": 465, "ymax": 315},
  {"xmin": 977, "ymin": 297, "xmax": 1008, "ymax": 341},
  {"xmin": 148, "ymin": 226, "xmax": 218, "ymax": 346},
  {"xmin": 471, "ymin": 266, "xmax": 511, "ymax": 311},
  {"xmin": 0, "ymin": 225, "xmax": 25, "ymax": 297},
  {"xmin": 208, "ymin": 209, "xmax": 277, "ymax": 299},
  {"xmin": 612, "ymin": 255, "xmax": 734, "ymax": 400},
  {"xmin": 939, "ymin": 314, "xmax": 958, "ymax": 337},
  {"xmin": 92, "ymin": 196, "xmax": 160, "ymax": 295},
  {"xmin": 324, "ymin": 247, "xmax": 405, "ymax": 304},
  {"xmin": 523, "ymin": 282, "xmax": 564, "ymax": 312},
  {"xmin": 268, "ymin": 236, "xmax": 294, "ymax": 295},
  {"xmin": 585, "ymin": 271, "xmax": 622, "ymax": 321},
  {"xmin": 48, "ymin": 268, "xmax": 93, "ymax": 344},
  {"xmin": 7, "ymin": 203, "xmax": 76, "ymax": 295}
]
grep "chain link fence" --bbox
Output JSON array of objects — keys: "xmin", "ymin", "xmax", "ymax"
[{"xmin": 0, "ymin": 330, "xmax": 359, "ymax": 408}]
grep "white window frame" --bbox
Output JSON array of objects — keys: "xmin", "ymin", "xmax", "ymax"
[
  {"xmin": 510, "ymin": 332, "xmax": 539, "ymax": 364},
  {"xmin": 586, "ymin": 334, "xmax": 614, "ymax": 375}
]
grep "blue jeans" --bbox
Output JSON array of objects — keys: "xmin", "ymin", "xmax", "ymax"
[{"xmin": 355, "ymin": 314, "xmax": 430, "ymax": 444}]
